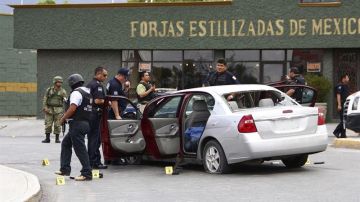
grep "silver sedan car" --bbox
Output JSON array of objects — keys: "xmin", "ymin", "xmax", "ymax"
[{"xmin": 102, "ymin": 84, "xmax": 328, "ymax": 174}]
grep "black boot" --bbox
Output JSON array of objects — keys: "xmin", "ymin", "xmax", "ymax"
[
  {"xmin": 55, "ymin": 134, "xmax": 61, "ymax": 143},
  {"xmin": 42, "ymin": 133, "xmax": 50, "ymax": 143}
]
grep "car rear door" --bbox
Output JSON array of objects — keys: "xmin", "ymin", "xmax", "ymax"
[
  {"xmin": 107, "ymin": 96, "xmax": 146, "ymax": 154},
  {"xmin": 141, "ymin": 94, "xmax": 184, "ymax": 158}
]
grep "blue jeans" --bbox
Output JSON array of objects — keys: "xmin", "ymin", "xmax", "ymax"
[
  {"xmin": 88, "ymin": 112, "xmax": 102, "ymax": 167},
  {"xmin": 60, "ymin": 120, "xmax": 91, "ymax": 177}
]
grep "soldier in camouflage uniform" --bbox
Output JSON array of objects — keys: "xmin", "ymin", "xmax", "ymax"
[{"xmin": 42, "ymin": 76, "xmax": 67, "ymax": 143}]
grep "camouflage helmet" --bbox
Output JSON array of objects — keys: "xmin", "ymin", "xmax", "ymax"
[
  {"xmin": 67, "ymin": 73, "xmax": 84, "ymax": 87},
  {"xmin": 53, "ymin": 76, "xmax": 63, "ymax": 84}
]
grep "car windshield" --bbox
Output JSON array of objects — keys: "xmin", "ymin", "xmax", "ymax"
[{"xmin": 223, "ymin": 90, "xmax": 297, "ymax": 112}]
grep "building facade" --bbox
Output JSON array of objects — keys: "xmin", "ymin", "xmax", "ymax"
[
  {"xmin": 0, "ymin": 14, "xmax": 37, "ymax": 116},
  {"xmin": 11, "ymin": 0, "xmax": 360, "ymax": 119}
]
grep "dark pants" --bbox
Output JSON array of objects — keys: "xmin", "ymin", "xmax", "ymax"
[
  {"xmin": 333, "ymin": 108, "xmax": 346, "ymax": 138},
  {"xmin": 88, "ymin": 112, "xmax": 102, "ymax": 167},
  {"xmin": 60, "ymin": 120, "xmax": 91, "ymax": 177}
]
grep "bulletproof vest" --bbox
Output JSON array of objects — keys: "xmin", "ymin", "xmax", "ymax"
[
  {"xmin": 137, "ymin": 81, "xmax": 156, "ymax": 103},
  {"xmin": 208, "ymin": 72, "xmax": 229, "ymax": 86},
  {"xmin": 46, "ymin": 88, "xmax": 65, "ymax": 107},
  {"xmin": 67, "ymin": 88, "xmax": 93, "ymax": 121}
]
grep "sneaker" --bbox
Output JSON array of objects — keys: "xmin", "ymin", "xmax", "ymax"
[
  {"xmin": 55, "ymin": 170, "xmax": 70, "ymax": 176},
  {"xmin": 75, "ymin": 175, "xmax": 92, "ymax": 181}
]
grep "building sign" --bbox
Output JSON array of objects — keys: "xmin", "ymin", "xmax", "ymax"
[
  {"xmin": 307, "ymin": 62, "xmax": 321, "ymax": 72},
  {"xmin": 139, "ymin": 62, "xmax": 151, "ymax": 72},
  {"xmin": 130, "ymin": 18, "xmax": 360, "ymax": 38}
]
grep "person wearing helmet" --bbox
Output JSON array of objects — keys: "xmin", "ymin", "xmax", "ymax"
[
  {"xmin": 42, "ymin": 76, "xmax": 67, "ymax": 143},
  {"xmin": 56, "ymin": 73, "xmax": 93, "ymax": 181}
]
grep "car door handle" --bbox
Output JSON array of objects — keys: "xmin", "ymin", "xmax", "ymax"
[{"xmin": 127, "ymin": 124, "xmax": 135, "ymax": 132}]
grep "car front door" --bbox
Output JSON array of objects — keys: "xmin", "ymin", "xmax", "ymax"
[
  {"xmin": 106, "ymin": 96, "xmax": 146, "ymax": 154},
  {"xmin": 141, "ymin": 94, "xmax": 184, "ymax": 158}
]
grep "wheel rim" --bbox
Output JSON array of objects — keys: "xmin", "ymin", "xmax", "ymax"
[{"xmin": 205, "ymin": 146, "xmax": 220, "ymax": 173}]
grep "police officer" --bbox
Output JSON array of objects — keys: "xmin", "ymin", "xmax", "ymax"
[
  {"xmin": 205, "ymin": 58, "xmax": 239, "ymax": 100},
  {"xmin": 136, "ymin": 71, "xmax": 156, "ymax": 113},
  {"xmin": 285, "ymin": 67, "xmax": 306, "ymax": 103},
  {"xmin": 107, "ymin": 68, "xmax": 130, "ymax": 120},
  {"xmin": 86, "ymin": 66, "xmax": 108, "ymax": 169},
  {"xmin": 333, "ymin": 73, "xmax": 350, "ymax": 138},
  {"xmin": 42, "ymin": 76, "xmax": 67, "ymax": 143},
  {"xmin": 56, "ymin": 74, "xmax": 93, "ymax": 181}
]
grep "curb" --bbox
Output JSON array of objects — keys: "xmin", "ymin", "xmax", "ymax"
[
  {"xmin": 332, "ymin": 138, "xmax": 360, "ymax": 150},
  {"xmin": 0, "ymin": 165, "xmax": 41, "ymax": 202}
]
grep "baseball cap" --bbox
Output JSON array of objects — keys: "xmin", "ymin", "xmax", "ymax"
[{"xmin": 117, "ymin": 68, "xmax": 129, "ymax": 77}]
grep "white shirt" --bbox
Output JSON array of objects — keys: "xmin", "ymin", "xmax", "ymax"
[{"xmin": 69, "ymin": 87, "xmax": 90, "ymax": 106}]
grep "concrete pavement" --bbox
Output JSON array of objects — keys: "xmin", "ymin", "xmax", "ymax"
[{"xmin": 0, "ymin": 117, "xmax": 359, "ymax": 202}]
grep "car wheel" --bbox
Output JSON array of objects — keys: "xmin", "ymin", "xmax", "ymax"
[
  {"xmin": 125, "ymin": 155, "xmax": 142, "ymax": 165},
  {"xmin": 282, "ymin": 154, "xmax": 308, "ymax": 168},
  {"xmin": 202, "ymin": 140, "xmax": 231, "ymax": 174}
]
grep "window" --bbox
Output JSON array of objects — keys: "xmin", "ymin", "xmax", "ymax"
[
  {"xmin": 148, "ymin": 96, "xmax": 182, "ymax": 118},
  {"xmin": 225, "ymin": 90, "xmax": 296, "ymax": 112}
]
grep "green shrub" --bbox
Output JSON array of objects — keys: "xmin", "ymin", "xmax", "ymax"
[{"xmin": 305, "ymin": 74, "xmax": 332, "ymax": 103}]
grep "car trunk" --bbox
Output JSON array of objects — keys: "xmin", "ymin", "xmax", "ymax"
[{"xmin": 242, "ymin": 106, "xmax": 319, "ymax": 139}]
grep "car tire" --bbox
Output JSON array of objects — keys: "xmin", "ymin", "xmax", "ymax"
[
  {"xmin": 125, "ymin": 155, "xmax": 142, "ymax": 165},
  {"xmin": 202, "ymin": 140, "xmax": 231, "ymax": 174},
  {"xmin": 282, "ymin": 154, "xmax": 308, "ymax": 168}
]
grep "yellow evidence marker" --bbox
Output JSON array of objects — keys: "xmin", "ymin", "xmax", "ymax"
[
  {"xmin": 56, "ymin": 176, "xmax": 65, "ymax": 185},
  {"xmin": 42, "ymin": 159, "xmax": 50, "ymax": 166},
  {"xmin": 92, "ymin": 170, "xmax": 100, "ymax": 179},
  {"xmin": 165, "ymin": 166, "xmax": 173, "ymax": 175}
]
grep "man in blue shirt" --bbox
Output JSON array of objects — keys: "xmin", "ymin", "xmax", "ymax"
[
  {"xmin": 86, "ymin": 66, "xmax": 108, "ymax": 169},
  {"xmin": 333, "ymin": 73, "xmax": 350, "ymax": 138},
  {"xmin": 106, "ymin": 68, "xmax": 130, "ymax": 119}
]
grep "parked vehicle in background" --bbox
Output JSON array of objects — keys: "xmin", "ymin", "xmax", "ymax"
[
  {"xmin": 101, "ymin": 85, "xmax": 328, "ymax": 174},
  {"xmin": 344, "ymin": 91, "xmax": 360, "ymax": 133}
]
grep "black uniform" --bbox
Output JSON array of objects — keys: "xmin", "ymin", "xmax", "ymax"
[
  {"xmin": 206, "ymin": 71, "xmax": 240, "ymax": 86},
  {"xmin": 333, "ymin": 83, "xmax": 350, "ymax": 138},
  {"xmin": 137, "ymin": 81, "xmax": 156, "ymax": 104},
  {"xmin": 86, "ymin": 78, "xmax": 106, "ymax": 167},
  {"xmin": 60, "ymin": 87, "xmax": 93, "ymax": 178},
  {"xmin": 107, "ymin": 77, "xmax": 127, "ymax": 119},
  {"xmin": 287, "ymin": 75, "xmax": 306, "ymax": 102}
]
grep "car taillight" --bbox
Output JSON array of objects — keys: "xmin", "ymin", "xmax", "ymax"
[
  {"xmin": 238, "ymin": 115, "xmax": 257, "ymax": 133},
  {"xmin": 318, "ymin": 108, "xmax": 325, "ymax": 125}
]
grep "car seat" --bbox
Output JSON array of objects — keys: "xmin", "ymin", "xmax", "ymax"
[
  {"xmin": 186, "ymin": 100, "xmax": 211, "ymax": 128},
  {"xmin": 258, "ymin": 98, "xmax": 274, "ymax": 107}
]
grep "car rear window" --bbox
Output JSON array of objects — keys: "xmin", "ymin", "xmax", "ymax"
[{"xmin": 224, "ymin": 90, "xmax": 297, "ymax": 112}]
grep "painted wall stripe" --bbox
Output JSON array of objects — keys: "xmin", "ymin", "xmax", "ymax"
[{"xmin": 0, "ymin": 82, "xmax": 37, "ymax": 93}]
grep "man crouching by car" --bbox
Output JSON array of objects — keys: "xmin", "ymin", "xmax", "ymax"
[{"xmin": 55, "ymin": 74, "xmax": 93, "ymax": 181}]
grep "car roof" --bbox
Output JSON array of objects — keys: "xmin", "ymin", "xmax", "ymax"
[{"xmin": 177, "ymin": 84, "xmax": 277, "ymax": 95}]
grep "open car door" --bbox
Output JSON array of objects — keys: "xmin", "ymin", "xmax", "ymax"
[
  {"xmin": 141, "ymin": 94, "xmax": 184, "ymax": 159},
  {"xmin": 270, "ymin": 84, "xmax": 318, "ymax": 107},
  {"xmin": 103, "ymin": 96, "xmax": 145, "ymax": 157}
]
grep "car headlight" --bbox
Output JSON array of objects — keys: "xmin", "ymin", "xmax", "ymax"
[{"xmin": 352, "ymin": 97, "xmax": 359, "ymax": 110}]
